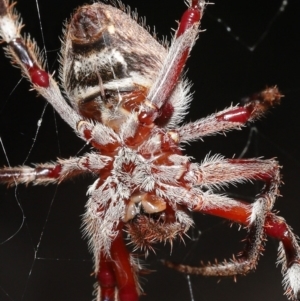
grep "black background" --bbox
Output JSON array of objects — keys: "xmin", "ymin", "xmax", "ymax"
[{"xmin": 0, "ymin": 0, "xmax": 300, "ymax": 300}]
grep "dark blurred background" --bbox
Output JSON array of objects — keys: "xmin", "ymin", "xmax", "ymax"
[{"xmin": 0, "ymin": 0, "xmax": 299, "ymax": 300}]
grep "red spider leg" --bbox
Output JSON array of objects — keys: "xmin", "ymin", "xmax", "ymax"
[
  {"xmin": 192, "ymin": 158, "xmax": 280, "ymax": 275},
  {"xmin": 177, "ymin": 86, "xmax": 282, "ymax": 143},
  {"xmin": 111, "ymin": 223, "xmax": 139, "ymax": 301},
  {"xmin": 166, "ymin": 201, "xmax": 300, "ymax": 297},
  {"xmin": 165, "ymin": 159, "xmax": 300, "ymax": 299},
  {"xmin": 98, "ymin": 254, "xmax": 117, "ymax": 301},
  {"xmin": 198, "ymin": 179, "xmax": 299, "ymax": 278},
  {"xmin": 0, "ymin": 154, "xmax": 112, "ymax": 186},
  {"xmin": 96, "ymin": 224, "xmax": 139, "ymax": 301},
  {"xmin": 0, "ymin": 0, "xmax": 81, "ymax": 130},
  {"xmin": 147, "ymin": 0, "xmax": 205, "ymax": 114},
  {"xmin": 199, "ymin": 199, "xmax": 298, "ymax": 254},
  {"xmin": 88, "ymin": 204, "xmax": 141, "ymax": 301},
  {"xmin": 98, "ymin": 224, "xmax": 139, "ymax": 301}
]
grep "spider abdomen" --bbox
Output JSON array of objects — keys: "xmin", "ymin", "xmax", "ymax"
[{"xmin": 61, "ymin": 3, "xmax": 166, "ymax": 124}]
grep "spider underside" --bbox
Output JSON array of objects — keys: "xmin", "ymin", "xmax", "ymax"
[{"xmin": 0, "ymin": 0, "xmax": 300, "ymax": 301}]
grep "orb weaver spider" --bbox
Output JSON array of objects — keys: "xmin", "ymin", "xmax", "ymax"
[{"xmin": 0, "ymin": 0, "xmax": 299, "ymax": 300}]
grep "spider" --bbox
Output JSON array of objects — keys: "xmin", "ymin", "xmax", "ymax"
[{"xmin": 0, "ymin": 0, "xmax": 300, "ymax": 300}]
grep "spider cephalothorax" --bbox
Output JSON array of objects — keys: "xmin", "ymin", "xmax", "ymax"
[{"xmin": 0, "ymin": 1, "xmax": 300, "ymax": 301}]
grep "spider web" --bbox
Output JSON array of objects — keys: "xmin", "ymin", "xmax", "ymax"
[{"xmin": 0, "ymin": 0, "xmax": 299, "ymax": 300}]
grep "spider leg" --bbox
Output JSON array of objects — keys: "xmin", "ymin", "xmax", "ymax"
[
  {"xmin": 176, "ymin": 86, "xmax": 282, "ymax": 143},
  {"xmin": 165, "ymin": 199, "xmax": 300, "ymax": 300},
  {"xmin": 109, "ymin": 223, "xmax": 140, "ymax": 301},
  {"xmin": 0, "ymin": 153, "xmax": 112, "ymax": 186},
  {"xmin": 95, "ymin": 223, "xmax": 139, "ymax": 301},
  {"xmin": 97, "ymin": 254, "xmax": 117, "ymax": 301},
  {"xmin": 194, "ymin": 156, "xmax": 280, "ymax": 276},
  {"xmin": 147, "ymin": 0, "xmax": 205, "ymax": 109},
  {"xmin": 0, "ymin": 0, "xmax": 81, "ymax": 130},
  {"xmin": 165, "ymin": 158, "xmax": 300, "ymax": 300},
  {"xmin": 190, "ymin": 156, "xmax": 280, "ymax": 189}
]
